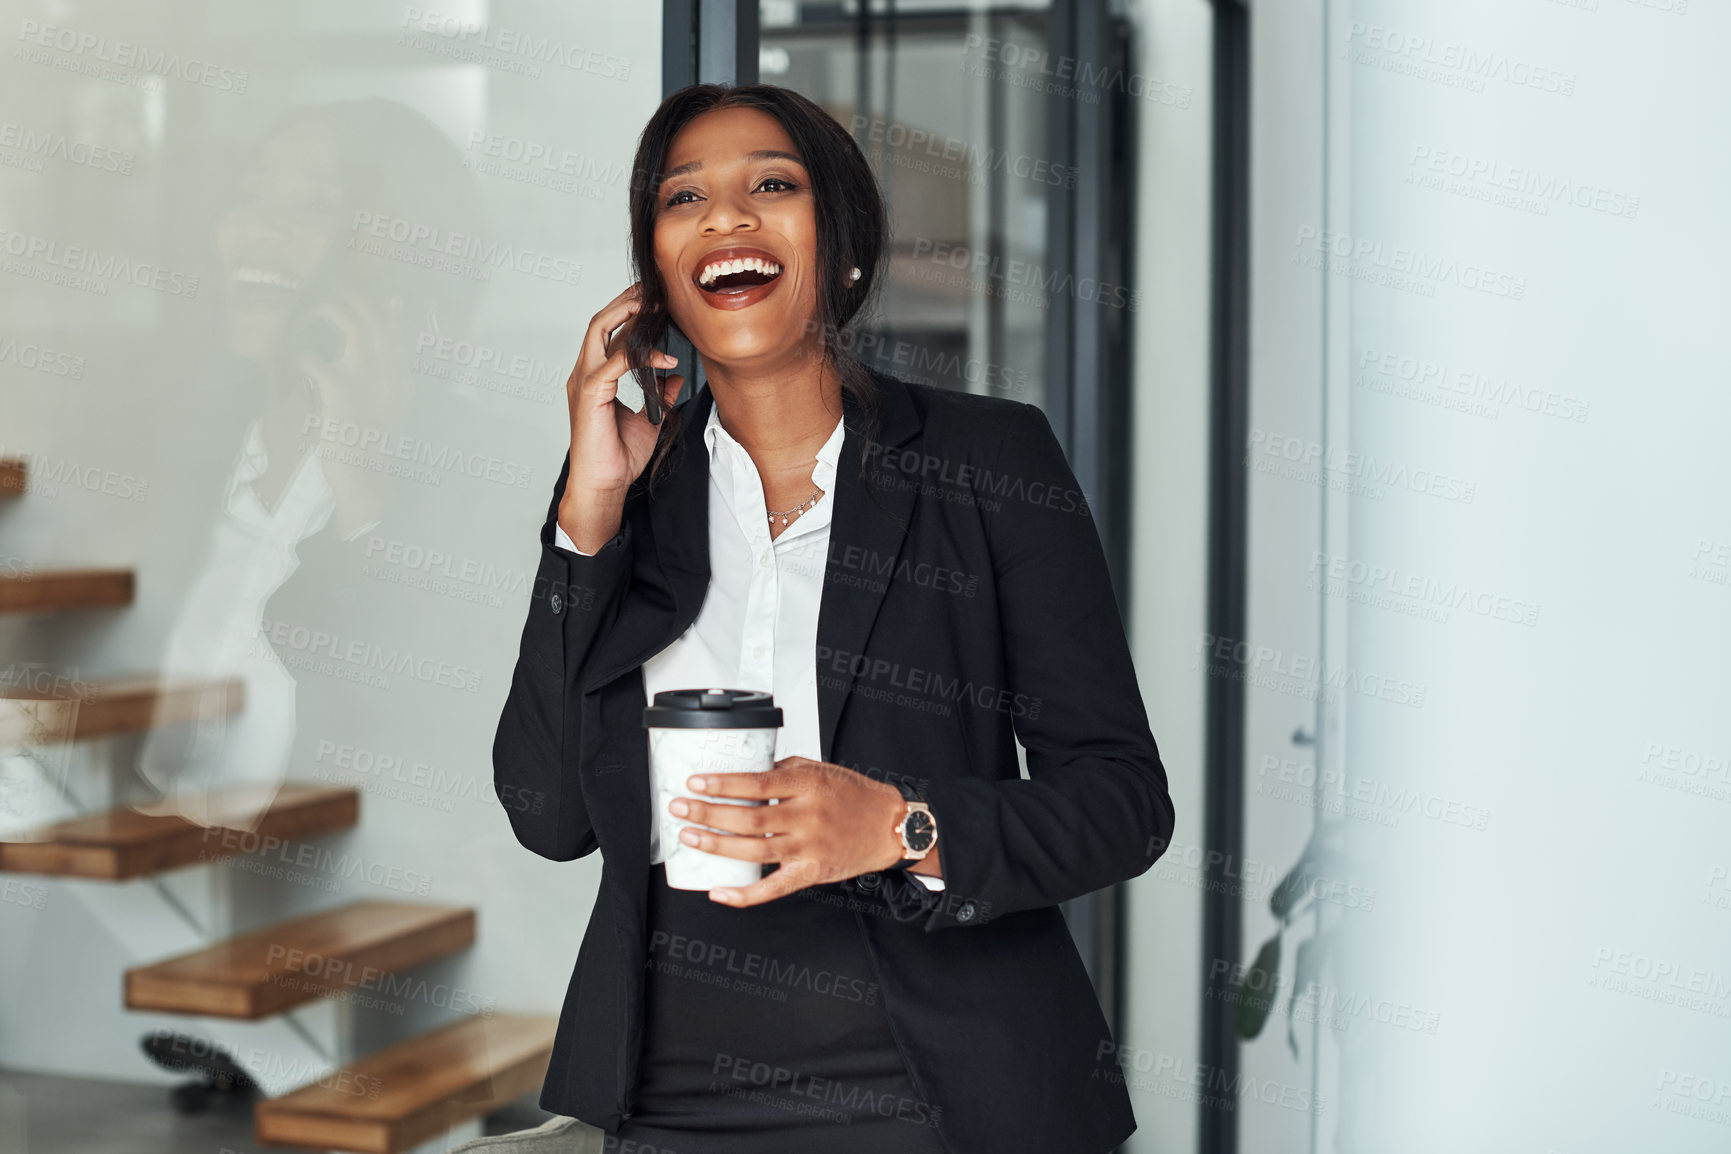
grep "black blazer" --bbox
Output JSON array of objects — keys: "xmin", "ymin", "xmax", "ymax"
[{"xmin": 493, "ymin": 367, "xmax": 1175, "ymax": 1153}]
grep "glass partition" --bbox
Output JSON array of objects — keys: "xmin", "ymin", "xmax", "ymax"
[
  {"xmin": 761, "ymin": 0, "xmax": 1057, "ymax": 415},
  {"xmin": 0, "ymin": 0, "xmax": 663, "ymax": 1124}
]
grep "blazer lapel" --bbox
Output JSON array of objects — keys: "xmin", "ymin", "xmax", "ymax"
[
  {"xmin": 648, "ymin": 384, "xmax": 716, "ymax": 633},
  {"xmin": 578, "ymin": 384, "xmax": 713, "ymax": 696},
  {"xmin": 816, "ymin": 370, "xmax": 923, "ymax": 762}
]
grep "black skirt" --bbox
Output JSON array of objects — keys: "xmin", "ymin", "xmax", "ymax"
[{"xmin": 613, "ymin": 865, "xmax": 953, "ymax": 1153}]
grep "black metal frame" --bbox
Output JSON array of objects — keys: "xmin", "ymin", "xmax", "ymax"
[
  {"xmin": 661, "ymin": 0, "xmax": 1147, "ymax": 1108},
  {"xmin": 664, "ymin": 0, "xmax": 760, "ymax": 89},
  {"xmin": 1045, "ymin": 0, "xmax": 1136, "ymax": 1039},
  {"xmin": 1201, "ymin": 1, "xmax": 1250, "ymax": 1153},
  {"xmin": 662, "ymin": 0, "xmax": 765, "ymax": 402}
]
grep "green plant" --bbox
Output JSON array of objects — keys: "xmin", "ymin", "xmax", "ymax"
[{"xmin": 1230, "ymin": 817, "xmax": 1353, "ymax": 1057}]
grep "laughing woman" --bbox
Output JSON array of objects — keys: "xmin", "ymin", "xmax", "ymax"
[{"xmin": 489, "ymin": 84, "xmax": 1175, "ymax": 1154}]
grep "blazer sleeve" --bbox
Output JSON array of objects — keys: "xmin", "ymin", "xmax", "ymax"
[
  {"xmin": 492, "ymin": 450, "xmax": 633, "ymax": 861},
  {"xmin": 877, "ymin": 402, "xmax": 1176, "ymax": 930}
]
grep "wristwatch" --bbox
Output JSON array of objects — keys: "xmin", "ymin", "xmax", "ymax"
[{"xmin": 890, "ymin": 779, "xmax": 938, "ymax": 870}]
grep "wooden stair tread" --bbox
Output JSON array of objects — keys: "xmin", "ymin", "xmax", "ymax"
[
  {"xmin": 0, "ymin": 458, "xmax": 23, "ymax": 496},
  {"xmin": 0, "ymin": 785, "xmax": 359, "ymax": 879},
  {"xmin": 0, "ymin": 567, "xmax": 134, "ymax": 614},
  {"xmin": 125, "ymin": 901, "xmax": 475, "ymax": 1019},
  {"xmin": 255, "ymin": 1014, "xmax": 557, "ymax": 1153},
  {"xmin": 0, "ymin": 674, "xmax": 243, "ymax": 746}
]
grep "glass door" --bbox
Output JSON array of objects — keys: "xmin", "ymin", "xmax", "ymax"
[
  {"xmin": 757, "ymin": 0, "xmax": 1135, "ymax": 1016},
  {"xmin": 760, "ymin": 0, "xmax": 1057, "ymax": 415}
]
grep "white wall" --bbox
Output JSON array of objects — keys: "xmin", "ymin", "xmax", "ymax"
[
  {"xmin": 0, "ymin": 0, "xmax": 661, "ymax": 1089},
  {"xmin": 1252, "ymin": 1, "xmax": 1731, "ymax": 1150}
]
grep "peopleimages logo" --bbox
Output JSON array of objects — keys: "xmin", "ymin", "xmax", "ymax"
[
  {"xmin": 1095, "ymin": 1042, "xmax": 1326, "ymax": 1115},
  {"xmin": 348, "ymin": 211, "xmax": 583, "ymax": 287},
  {"xmin": 650, "ymin": 931, "xmax": 880, "ymax": 1004},
  {"xmin": 1256, "ymin": 755, "xmax": 1492, "ymax": 832},
  {"xmin": 1293, "ymin": 226, "xmax": 1526, "ymax": 300},
  {"xmin": 1247, "ymin": 427, "xmax": 1478, "ymax": 505},
  {"xmin": 15, "ymin": 19, "xmax": 250, "ymax": 92},
  {"xmin": 1307, "ymin": 550, "xmax": 1541, "ymax": 627},
  {"xmin": 265, "ymin": 943, "xmax": 496, "ymax": 1016},
  {"xmin": 202, "ymin": 828, "xmax": 434, "ymax": 897},
  {"xmin": 0, "ymin": 664, "xmax": 96, "ymax": 701},
  {"xmin": 816, "ymin": 644, "xmax": 1042, "ymax": 720},
  {"xmin": 907, "ymin": 236, "xmax": 1139, "ymax": 312},
  {"xmin": 1407, "ymin": 145, "xmax": 1640, "ymax": 220},
  {"xmin": 0, "ymin": 120, "xmax": 134, "ymax": 174},
  {"xmin": 1357, "ymin": 346, "xmax": 1590, "ymax": 424},
  {"xmin": 0, "ymin": 334, "xmax": 84, "ymax": 379},
  {"xmin": 862, "ymin": 438, "xmax": 1092, "ymax": 517},
  {"xmin": 0, "ymin": 444, "xmax": 149, "ymax": 502},
  {"xmin": 1588, "ymin": 947, "xmax": 1731, "ymax": 1011},
  {"xmin": 1344, "ymin": 22, "xmax": 1577, "ymax": 96},
  {"xmin": 1193, "ymin": 631, "xmax": 1428, "ymax": 709},
  {"xmin": 960, "ymin": 33, "xmax": 1194, "ymax": 109},
  {"xmin": 0, "ymin": 226, "xmax": 200, "ymax": 298},
  {"xmin": 301, "ymin": 416, "xmax": 533, "ymax": 489},
  {"xmin": 399, "ymin": 8, "xmax": 632, "ymax": 80},
  {"xmin": 462, "ymin": 129, "xmax": 627, "ymax": 200},
  {"xmin": 850, "ymin": 116, "xmax": 1079, "ymax": 188},
  {"xmin": 362, "ymin": 534, "xmax": 531, "ymax": 599},
  {"xmin": 414, "ymin": 331, "xmax": 563, "ymax": 389},
  {"xmin": 256, "ymin": 616, "xmax": 484, "ymax": 694}
]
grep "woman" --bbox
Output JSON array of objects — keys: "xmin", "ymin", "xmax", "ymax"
[
  {"xmin": 491, "ymin": 84, "xmax": 1174, "ymax": 1154},
  {"xmin": 140, "ymin": 99, "xmax": 486, "ymax": 831}
]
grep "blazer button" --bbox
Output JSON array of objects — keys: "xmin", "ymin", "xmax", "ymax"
[
  {"xmin": 857, "ymin": 872, "xmax": 881, "ymax": 890},
  {"xmin": 550, "ymin": 592, "xmax": 564, "ymax": 615},
  {"xmin": 957, "ymin": 900, "xmax": 977, "ymax": 922}
]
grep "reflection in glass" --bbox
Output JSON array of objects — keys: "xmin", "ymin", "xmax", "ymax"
[{"xmin": 140, "ymin": 100, "xmax": 485, "ymax": 829}]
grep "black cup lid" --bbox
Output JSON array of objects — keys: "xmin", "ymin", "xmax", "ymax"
[{"xmin": 643, "ymin": 688, "xmax": 784, "ymax": 729}]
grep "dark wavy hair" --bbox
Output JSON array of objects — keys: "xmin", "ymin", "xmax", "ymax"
[{"xmin": 623, "ymin": 84, "xmax": 889, "ymax": 492}]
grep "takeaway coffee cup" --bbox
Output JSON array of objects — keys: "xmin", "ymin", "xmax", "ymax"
[{"xmin": 644, "ymin": 688, "xmax": 784, "ymax": 891}]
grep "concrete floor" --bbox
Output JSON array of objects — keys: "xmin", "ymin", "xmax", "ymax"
[{"xmin": 0, "ymin": 1067, "xmax": 555, "ymax": 1153}]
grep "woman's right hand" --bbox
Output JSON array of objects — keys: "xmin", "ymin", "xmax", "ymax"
[{"xmin": 560, "ymin": 284, "xmax": 684, "ymax": 551}]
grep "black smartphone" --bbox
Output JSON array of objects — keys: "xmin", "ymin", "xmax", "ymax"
[
  {"xmin": 641, "ymin": 326, "xmax": 691, "ymax": 426},
  {"xmin": 641, "ymin": 365, "xmax": 666, "ymax": 427}
]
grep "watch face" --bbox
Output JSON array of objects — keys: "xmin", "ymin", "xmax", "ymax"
[{"xmin": 903, "ymin": 810, "xmax": 935, "ymax": 852}]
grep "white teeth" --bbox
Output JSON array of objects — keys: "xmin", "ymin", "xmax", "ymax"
[
  {"xmin": 697, "ymin": 256, "xmax": 783, "ymax": 286},
  {"xmin": 234, "ymin": 267, "xmax": 303, "ymax": 290}
]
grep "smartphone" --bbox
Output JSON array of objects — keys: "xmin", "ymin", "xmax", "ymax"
[
  {"xmin": 641, "ymin": 326, "xmax": 691, "ymax": 426},
  {"xmin": 642, "ymin": 365, "xmax": 666, "ymax": 427},
  {"xmin": 292, "ymin": 315, "xmax": 345, "ymax": 364}
]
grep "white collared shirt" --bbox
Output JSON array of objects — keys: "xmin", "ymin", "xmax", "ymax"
[
  {"xmin": 138, "ymin": 419, "xmax": 335, "ymax": 827},
  {"xmin": 554, "ymin": 401, "xmax": 941, "ymax": 888}
]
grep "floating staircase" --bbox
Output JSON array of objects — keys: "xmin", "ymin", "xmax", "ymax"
[
  {"xmin": 0, "ymin": 674, "xmax": 245, "ymax": 746},
  {"xmin": 0, "ymin": 783, "xmax": 358, "ymax": 880},
  {"xmin": 0, "ymin": 567, "xmax": 134, "ymax": 614},
  {"xmin": 255, "ymin": 1014, "xmax": 558, "ymax": 1154},
  {"xmin": 0, "ymin": 448, "xmax": 554, "ymax": 1151},
  {"xmin": 126, "ymin": 900, "xmax": 476, "ymax": 1019},
  {"xmin": 0, "ymin": 457, "xmax": 24, "ymax": 496}
]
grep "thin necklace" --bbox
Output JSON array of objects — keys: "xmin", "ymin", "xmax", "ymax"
[{"xmin": 767, "ymin": 486, "xmax": 823, "ymax": 529}]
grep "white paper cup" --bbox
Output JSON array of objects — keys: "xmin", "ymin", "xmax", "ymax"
[{"xmin": 643, "ymin": 689, "xmax": 784, "ymax": 891}]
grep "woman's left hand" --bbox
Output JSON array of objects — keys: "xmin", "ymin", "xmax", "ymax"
[{"xmin": 669, "ymin": 757, "xmax": 913, "ymax": 907}]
